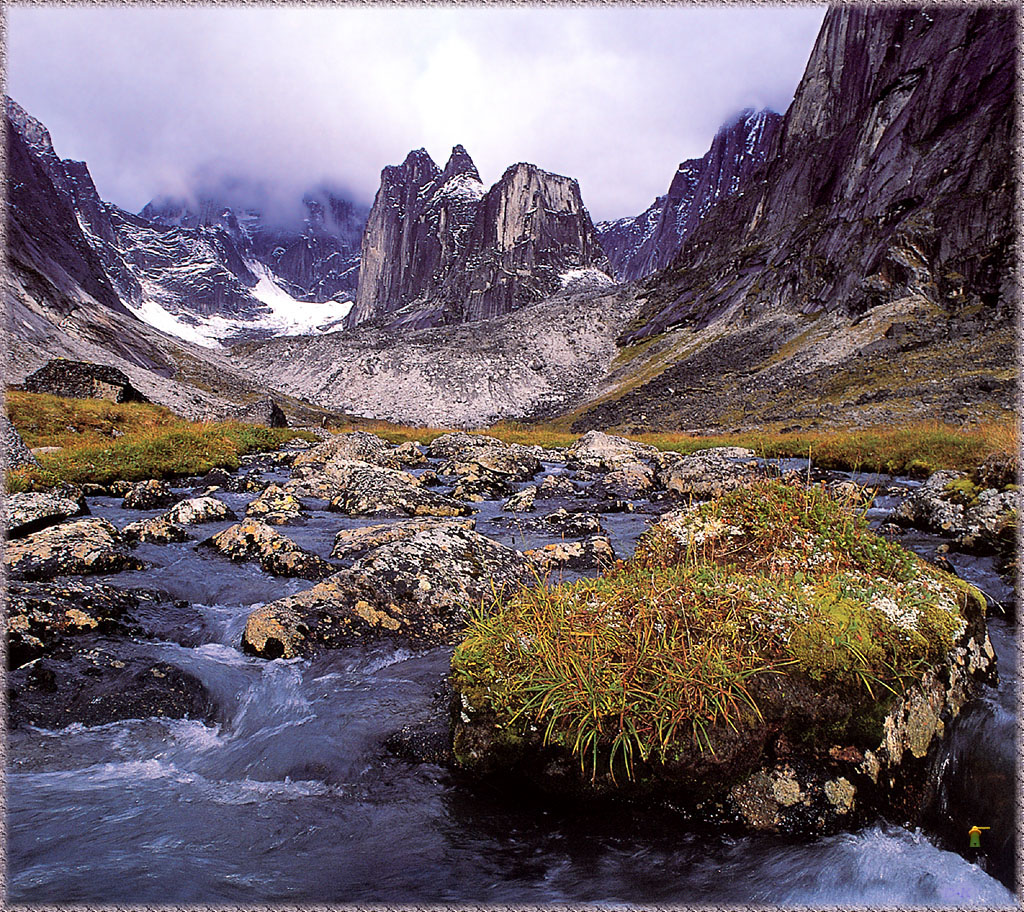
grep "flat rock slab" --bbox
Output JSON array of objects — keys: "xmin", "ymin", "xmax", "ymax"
[
  {"xmin": 201, "ymin": 520, "xmax": 335, "ymax": 580},
  {"xmin": 5, "ymin": 517, "xmax": 144, "ymax": 581},
  {"xmin": 5, "ymin": 491, "xmax": 88, "ymax": 538}
]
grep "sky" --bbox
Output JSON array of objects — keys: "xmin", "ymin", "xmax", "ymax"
[{"xmin": 7, "ymin": 4, "xmax": 827, "ymax": 224}]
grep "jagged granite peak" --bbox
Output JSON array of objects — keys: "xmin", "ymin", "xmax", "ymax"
[
  {"xmin": 625, "ymin": 6, "xmax": 1014, "ymax": 343},
  {"xmin": 349, "ymin": 154, "xmax": 610, "ymax": 330},
  {"xmin": 597, "ymin": 107, "xmax": 781, "ymax": 282},
  {"xmin": 442, "ymin": 144, "xmax": 481, "ymax": 183}
]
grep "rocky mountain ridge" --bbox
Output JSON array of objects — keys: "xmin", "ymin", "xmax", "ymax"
[
  {"xmin": 597, "ymin": 108, "xmax": 782, "ymax": 282},
  {"xmin": 347, "ymin": 146, "xmax": 612, "ymax": 330}
]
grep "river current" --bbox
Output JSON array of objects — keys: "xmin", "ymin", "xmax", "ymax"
[{"xmin": 7, "ymin": 458, "xmax": 1018, "ymax": 905}]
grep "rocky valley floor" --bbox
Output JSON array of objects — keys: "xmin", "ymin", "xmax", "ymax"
[{"xmin": 4, "ymin": 426, "xmax": 1018, "ymax": 903}]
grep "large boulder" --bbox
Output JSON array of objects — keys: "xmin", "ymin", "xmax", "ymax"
[
  {"xmin": 441, "ymin": 446, "xmax": 543, "ymax": 502},
  {"xmin": 288, "ymin": 459, "xmax": 470, "ymax": 517},
  {"xmin": 427, "ymin": 432, "xmax": 503, "ymax": 460},
  {"xmin": 241, "ymin": 525, "xmax": 533, "ymax": 658},
  {"xmin": 566, "ymin": 430, "xmax": 657, "ymax": 472},
  {"xmin": 121, "ymin": 516, "xmax": 194, "ymax": 544},
  {"xmin": 2, "ymin": 415, "xmax": 37, "ymax": 468},
  {"xmin": 5, "ymin": 517, "xmax": 144, "ymax": 580},
  {"xmin": 5, "ymin": 490, "xmax": 88, "ymax": 538},
  {"xmin": 245, "ymin": 483, "xmax": 307, "ymax": 525},
  {"xmin": 590, "ymin": 462, "xmax": 655, "ymax": 500},
  {"xmin": 21, "ymin": 358, "xmax": 148, "ymax": 403},
  {"xmin": 292, "ymin": 431, "xmax": 398, "ymax": 472},
  {"xmin": 331, "ymin": 517, "xmax": 475, "ymax": 560},
  {"xmin": 450, "ymin": 479, "xmax": 996, "ymax": 837},
  {"xmin": 200, "ymin": 520, "xmax": 335, "ymax": 580}
]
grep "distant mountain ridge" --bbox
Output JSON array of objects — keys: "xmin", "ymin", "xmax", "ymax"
[
  {"xmin": 347, "ymin": 145, "xmax": 613, "ymax": 330},
  {"xmin": 596, "ymin": 108, "xmax": 782, "ymax": 282},
  {"xmin": 5, "ymin": 97, "xmax": 368, "ymax": 346}
]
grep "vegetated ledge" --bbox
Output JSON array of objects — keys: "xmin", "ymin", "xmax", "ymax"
[{"xmin": 450, "ymin": 479, "xmax": 995, "ymax": 835}]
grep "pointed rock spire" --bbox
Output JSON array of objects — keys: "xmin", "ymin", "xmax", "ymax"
[{"xmin": 442, "ymin": 145, "xmax": 481, "ymax": 183}]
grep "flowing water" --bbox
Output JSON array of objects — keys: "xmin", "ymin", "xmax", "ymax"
[{"xmin": 7, "ymin": 458, "xmax": 1018, "ymax": 905}]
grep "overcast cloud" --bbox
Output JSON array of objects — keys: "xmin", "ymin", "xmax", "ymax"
[{"xmin": 7, "ymin": 5, "xmax": 826, "ymax": 223}]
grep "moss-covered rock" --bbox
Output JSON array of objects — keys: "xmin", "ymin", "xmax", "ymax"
[{"xmin": 450, "ymin": 479, "xmax": 995, "ymax": 835}]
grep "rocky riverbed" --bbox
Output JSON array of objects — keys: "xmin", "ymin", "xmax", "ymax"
[{"xmin": 5, "ymin": 430, "xmax": 1017, "ymax": 904}]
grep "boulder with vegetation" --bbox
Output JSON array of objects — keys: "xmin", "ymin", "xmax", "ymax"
[{"xmin": 451, "ymin": 479, "xmax": 994, "ymax": 836}]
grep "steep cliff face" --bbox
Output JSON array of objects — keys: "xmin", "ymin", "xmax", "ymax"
[
  {"xmin": 570, "ymin": 6, "xmax": 1015, "ymax": 433},
  {"xmin": 626, "ymin": 7, "xmax": 1014, "ymax": 341},
  {"xmin": 348, "ymin": 148, "xmax": 610, "ymax": 330},
  {"xmin": 597, "ymin": 109, "xmax": 781, "ymax": 281}
]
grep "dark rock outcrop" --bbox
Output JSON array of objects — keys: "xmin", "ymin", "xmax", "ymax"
[
  {"xmin": 597, "ymin": 108, "xmax": 782, "ymax": 281},
  {"xmin": 237, "ymin": 397, "xmax": 287, "ymax": 428},
  {"xmin": 21, "ymin": 358, "xmax": 150, "ymax": 403},
  {"xmin": 347, "ymin": 146, "xmax": 611, "ymax": 330}
]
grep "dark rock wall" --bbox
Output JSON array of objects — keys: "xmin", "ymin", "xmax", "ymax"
[{"xmin": 626, "ymin": 7, "xmax": 1015, "ymax": 341}]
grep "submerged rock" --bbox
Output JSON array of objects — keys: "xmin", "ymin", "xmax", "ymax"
[
  {"xmin": 242, "ymin": 525, "xmax": 532, "ymax": 658},
  {"xmin": 5, "ymin": 490, "xmax": 88, "ymax": 538},
  {"xmin": 200, "ymin": 520, "xmax": 335, "ymax": 579},
  {"xmin": 5, "ymin": 517, "xmax": 144, "ymax": 581},
  {"xmin": 8, "ymin": 643, "xmax": 213, "ymax": 730}
]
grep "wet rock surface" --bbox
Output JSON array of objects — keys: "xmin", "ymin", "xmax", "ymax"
[{"xmin": 8, "ymin": 642, "xmax": 213, "ymax": 730}]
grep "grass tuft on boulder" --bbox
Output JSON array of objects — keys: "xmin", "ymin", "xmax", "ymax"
[{"xmin": 452, "ymin": 479, "xmax": 980, "ymax": 785}]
